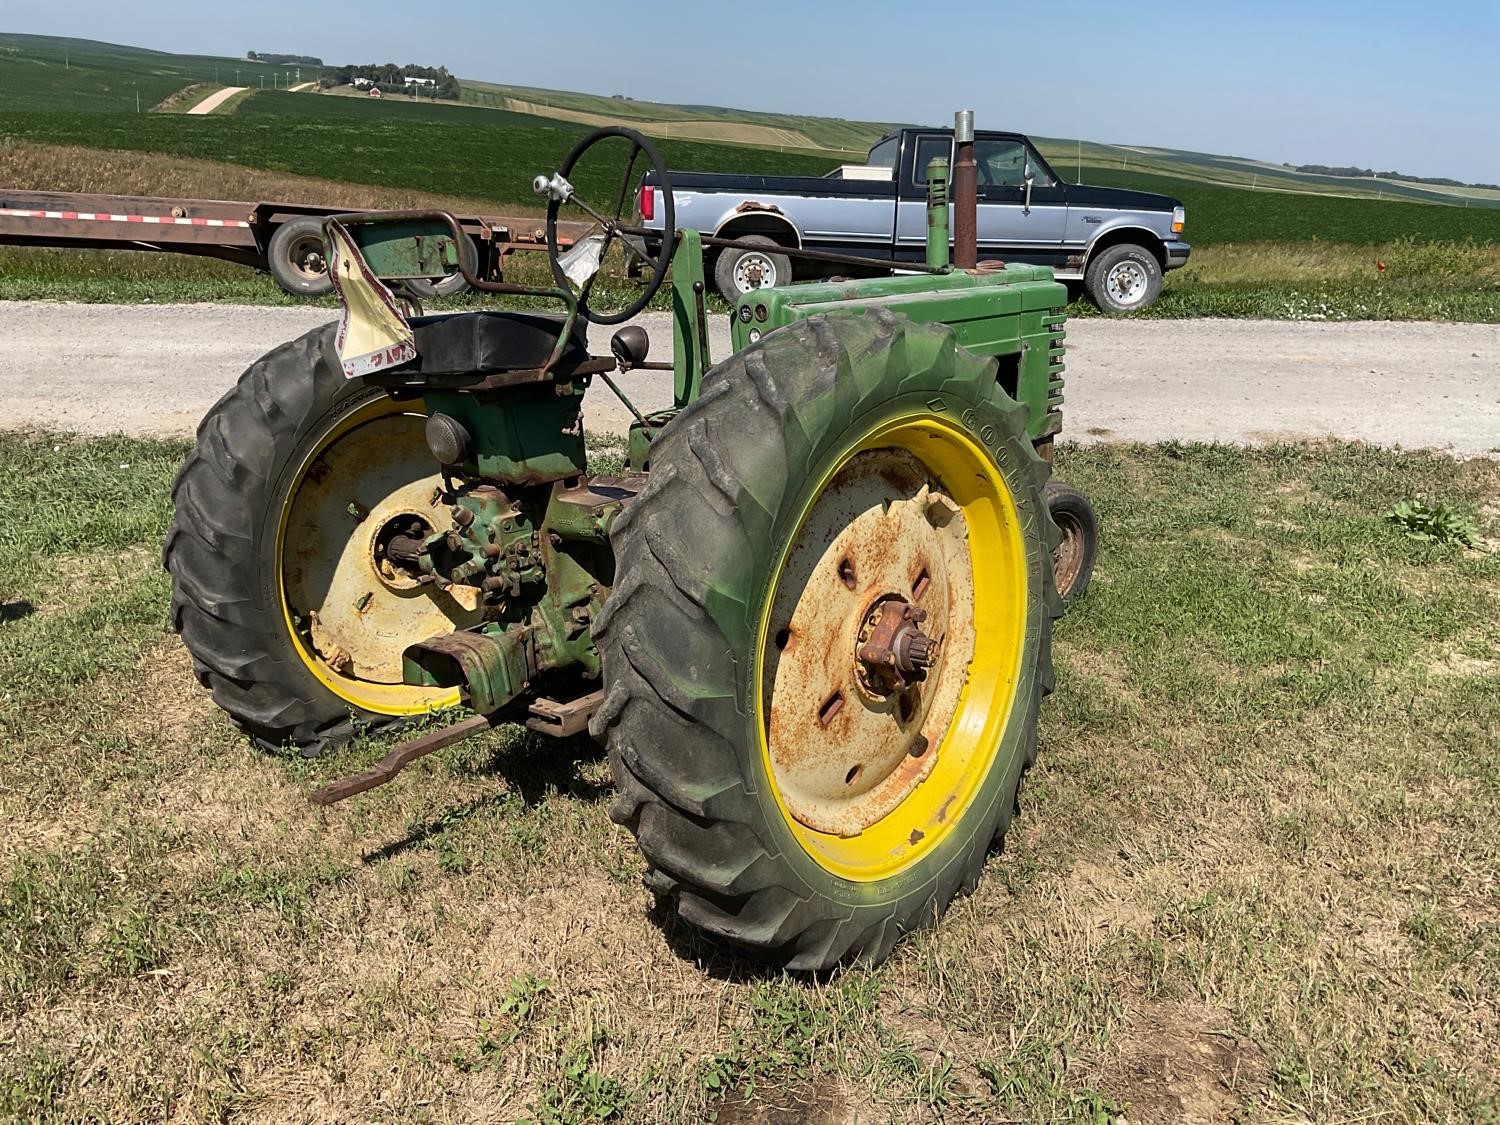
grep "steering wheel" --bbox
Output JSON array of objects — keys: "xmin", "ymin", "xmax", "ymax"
[{"xmin": 538, "ymin": 127, "xmax": 676, "ymax": 325}]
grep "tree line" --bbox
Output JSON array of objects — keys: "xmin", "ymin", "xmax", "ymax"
[
  {"xmin": 321, "ymin": 63, "xmax": 461, "ymax": 99},
  {"xmin": 1295, "ymin": 164, "xmax": 1500, "ymax": 191},
  {"xmin": 247, "ymin": 51, "xmax": 323, "ymax": 66}
]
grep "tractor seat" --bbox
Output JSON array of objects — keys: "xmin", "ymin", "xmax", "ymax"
[{"xmin": 408, "ymin": 311, "xmax": 590, "ymax": 376}]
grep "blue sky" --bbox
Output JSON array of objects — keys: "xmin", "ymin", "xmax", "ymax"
[{"xmin": 7, "ymin": 0, "xmax": 1498, "ymax": 183}]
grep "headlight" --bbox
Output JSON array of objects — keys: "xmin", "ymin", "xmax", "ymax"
[{"xmin": 1171, "ymin": 205, "xmax": 1185, "ymax": 234}]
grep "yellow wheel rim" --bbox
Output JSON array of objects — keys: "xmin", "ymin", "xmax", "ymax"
[
  {"xmin": 756, "ymin": 414, "xmax": 1029, "ymax": 882},
  {"xmin": 277, "ymin": 396, "xmax": 471, "ymax": 717}
]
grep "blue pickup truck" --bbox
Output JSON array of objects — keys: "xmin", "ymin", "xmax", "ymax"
[{"xmin": 642, "ymin": 127, "xmax": 1189, "ymax": 312}]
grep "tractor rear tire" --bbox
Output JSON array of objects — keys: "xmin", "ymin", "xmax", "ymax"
[
  {"xmin": 1044, "ymin": 478, "xmax": 1098, "ymax": 606},
  {"xmin": 163, "ymin": 323, "xmax": 468, "ymax": 755},
  {"xmin": 592, "ymin": 310, "xmax": 1061, "ymax": 970},
  {"xmin": 267, "ymin": 216, "xmax": 334, "ymax": 297}
]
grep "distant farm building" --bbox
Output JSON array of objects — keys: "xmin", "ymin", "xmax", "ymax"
[{"xmin": 368, "ymin": 86, "xmax": 382, "ymax": 98}]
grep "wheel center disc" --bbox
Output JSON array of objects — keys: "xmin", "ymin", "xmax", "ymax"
[
  {"xmin": 280, "ymin": 408, "xmax": 483, "ymax": 686},
  {"xmin": 761, "ymin": 449, "xmax": 976, "ymax": 837}
]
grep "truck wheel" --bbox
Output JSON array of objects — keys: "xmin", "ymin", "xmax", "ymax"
[
  {"xmin": 713, "ymin": 234, "xmax": 793, "ymax": 303},
  {"xmin": 403, "ymin": 231, "xmax": 478, "ymax": 299},
  {"xmin": 1044, "ymin": 479, "xmax": 1097, "ymax": 606},
  {"xmin": 163, "ymin": 323, "xmax": 480, "ymax": 755},
  {"xmin": 1083, "ymin": 243, "xmax": 1161, "ymax": 313},
  {"xmin": 593, "ymin": 310, "xmax": 1062, "ymax": 970},
  {"xmin": 267, "ymin": 216, "xmax": 334, "ymax": 297}
]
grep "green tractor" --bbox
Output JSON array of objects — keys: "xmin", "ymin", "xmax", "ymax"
[{"xmin": 164, "ymin": 119, "xmax": 1098, "ymax": 971}]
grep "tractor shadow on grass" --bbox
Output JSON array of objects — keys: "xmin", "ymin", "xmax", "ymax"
[
  {"xmin": 1, "ymin": 599, "xmax": 35, "ymax": 623},
  {"xmin": 358, "ymin": 727, "xmax": 611, "ymax": 865}
]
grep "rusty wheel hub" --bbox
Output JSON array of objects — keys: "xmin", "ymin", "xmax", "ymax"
[
  {"xmin": 856, "ymin": 598, "xmax": 937, "ymax": 696},
  {"xmin": 762, "ymin": 449, "xmax": 976, "ymax": 838}
]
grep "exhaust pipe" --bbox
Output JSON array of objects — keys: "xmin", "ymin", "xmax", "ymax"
[{"xmin": 952, "ymin": 109, "xmax": 978, "ymax": 270}]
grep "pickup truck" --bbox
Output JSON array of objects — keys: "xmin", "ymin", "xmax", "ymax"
[{"xmin": 640, "ymin": 127, "xmax": 1190, "ymax": 312}]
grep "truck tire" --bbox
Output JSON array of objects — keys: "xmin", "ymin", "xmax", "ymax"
[
  {"xmin": 713, "ymin": 234, "xmax": 793, "ymax": 303},
  {"xmin": 593, "ymin": 310, "xmax": 1062, "ymax": 970},
  {"xmin": 403, "ymin": 231, "xmax": 478, "ymax": 299},
  {"xmin": 267, "ymin": 216, "xmax": 334, "ymax": 297},
  {"xmin": 1044, "ymin": 479, "xmax": 1097, "ymax": 606},
  {"xmin": 163, "ymin": 323, "xmax": 477, "ymax": 755},
  {"xmin": 1083, "ymin": 243, "xmax": 1161, "ymax": 314}
]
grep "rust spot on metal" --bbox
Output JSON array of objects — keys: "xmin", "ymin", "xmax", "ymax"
[
  {"xmin": 733, "ymin": 200, "xmax": 785, "ymax": 216},
  {"xmin": 908, "ymin": 828, "xmax": 925, "ymax": 845},
  {"xmin": 937, "ymin": 794, "xmax": 957, "ymax": 823},
  {"xmin": 305, "ymin": 459, "xmax": 333, "ymax": 485}
]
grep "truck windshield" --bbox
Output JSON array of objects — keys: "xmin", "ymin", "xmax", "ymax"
[{"xmin": 866, "ymin": 136, "xmax": 899, "ymax": 169}]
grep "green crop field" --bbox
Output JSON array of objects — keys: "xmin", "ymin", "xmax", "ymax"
[
  {"xmin": 0, "ymin": 111, "xmax": 836, "ymax": 214},
  {"xmin": 1073, "ymin": 166, "xmax": 1500, "ymax": 248},
  {"xmin": 1035, "ymin": 137, "xmax": 1500, "ymax": 210},
  {"xmin": 460, "ymin": 80, "xmax": 894, "ymax": 155},
  {"xmin": 0, "ymin": 33, "xmax": 317, "ymax": 113}
]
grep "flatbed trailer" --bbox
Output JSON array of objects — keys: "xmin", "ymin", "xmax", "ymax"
[{"xmin": 0, "ymin": 188, "xmax": 580, "ymax": 297}]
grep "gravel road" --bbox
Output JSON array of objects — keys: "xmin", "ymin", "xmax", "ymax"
[
  {"xmin": 187, "ymin": 87, "xmax": 247, "ymax": 115},
  {"xmin": 1, "ymin": 302, "xmax": 1496, "ymax": 453}
]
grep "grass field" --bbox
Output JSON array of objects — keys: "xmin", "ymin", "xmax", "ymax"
[
  {"xmin": 0, "ymin": 33, "xmax": 315, "ymax": 114},
  {"xmin": 1036, "ymin": 138, "xmax": 1500, "ymax": 210},
  {"xmin": 0, "ymin": 433, "xmax": 1495, "ymax": 1122},
  {"xmin": 0, "ymin": 109, "xmax": 836, "ymax": 213},
  {"xmin": 460, "ymin": 80, "xmax": 893, "ymax": 155}
]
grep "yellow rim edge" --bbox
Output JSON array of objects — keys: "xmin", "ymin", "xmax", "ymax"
[
  {"xmin": 754, "ymin": 414, "xmax": 1029, "ymax": 883},
  {"xmin": 276, "ymin": 396, "xmax": 462, "ymax": 717}
]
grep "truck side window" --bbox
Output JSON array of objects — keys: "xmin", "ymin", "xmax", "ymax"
[
  {"xmin": 913, "ymin": 135, "xmax": 952, "ymax": 183},
  {"xmin": 867, "ymin": 136, "xmax": 899, "ymax": 170},
  {"xmin": 974, "ymin": 140, "xmax": 1056, "ymax": 189}
]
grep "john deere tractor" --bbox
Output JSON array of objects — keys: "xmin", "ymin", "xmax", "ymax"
[{"xmin": 164, "ymin": 117, "xmax": 1098, "ymax": 971}]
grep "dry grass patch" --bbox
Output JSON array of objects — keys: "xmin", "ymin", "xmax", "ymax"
[
  {"xmin": 0, "ymin": 140, "xmax": 521, "ymax": 216},
  {"xmin": 1, "ymin": 437, "xmax": 1498, "ymax": 1122}
]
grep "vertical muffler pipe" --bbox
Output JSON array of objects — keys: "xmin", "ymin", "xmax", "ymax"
[
  {"xmin": 925, "ymin": 155, "xmax": 950, "ymax": 268},
  {"xmin": 952, "ymin": 108, "xmax": 978, "ymax": 270}
]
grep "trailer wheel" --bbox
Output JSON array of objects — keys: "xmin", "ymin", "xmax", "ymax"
[
  {"xmin": 594, "ymin": 310, "xmax": 1061, "ymax": 970},
  {"xmin": 404, "ymin": 231, "xmax": 477, "ymax": 299},
  {"xmin": 714, "ymin": 234, "xmax": 793, "ymax": 303},
  {"xmin": 268, "ymin": 216, "xmax": 334, "ymax": 297}
]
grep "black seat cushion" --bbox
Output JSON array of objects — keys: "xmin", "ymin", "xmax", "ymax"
[{"xmin": 409, "ymin": 311, "xmax": 589, "ymax": 376}]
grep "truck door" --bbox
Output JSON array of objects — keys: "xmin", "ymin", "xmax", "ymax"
[
  {"xmin": 893, "ymin": 133, "xmax": 952, "ymax": 261},
  {"xmin": 973, "ymin": 137, "xmax": 1069, "ymax": 266}
]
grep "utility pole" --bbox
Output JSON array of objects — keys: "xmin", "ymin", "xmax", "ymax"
[{"xmin": 1077, "ymin": 138, "xmax": 1082, "ymax": 183}]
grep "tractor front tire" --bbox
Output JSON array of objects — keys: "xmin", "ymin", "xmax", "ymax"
[
  {"xmin": 164, "ymin": 323, "xmax": 470, "ymax": 754},
  {"xmin": 1044, "ymin": 479, "xmax": 1098, "ymax": 607},
  {"xmin": 593, "ymin": 310, "xmax": 1061, "ymax": 970}
]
